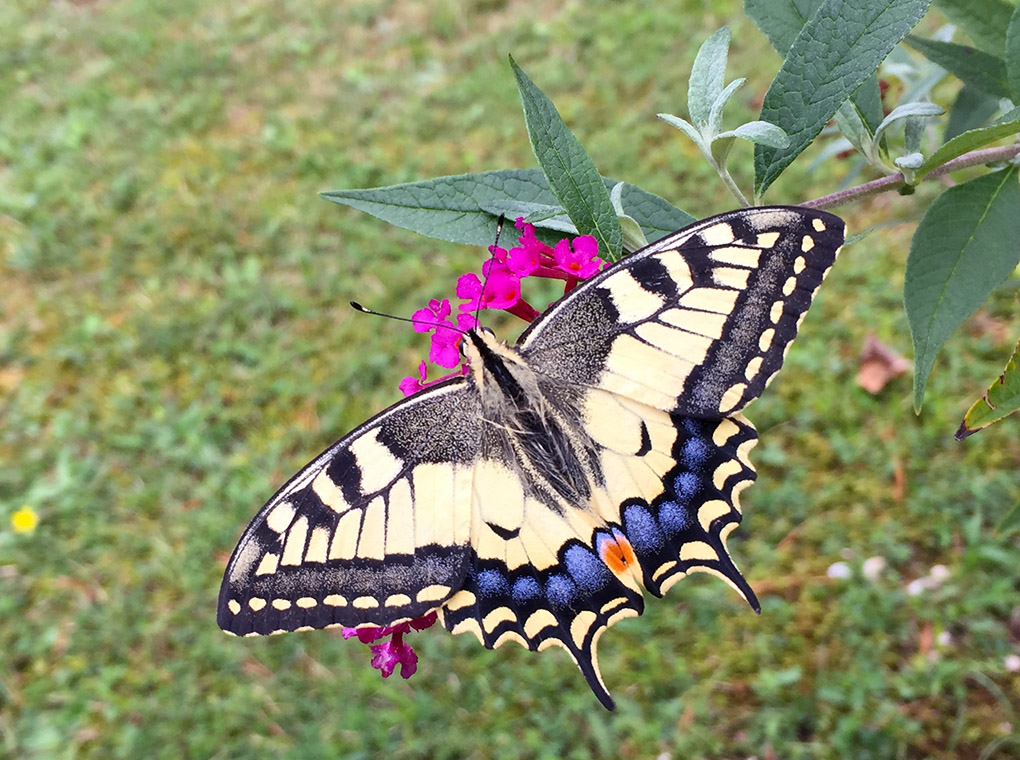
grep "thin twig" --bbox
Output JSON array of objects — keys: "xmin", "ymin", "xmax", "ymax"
[{"xmin": 801, "ymin": 144, "xmax": 1020, "ymax": 210}]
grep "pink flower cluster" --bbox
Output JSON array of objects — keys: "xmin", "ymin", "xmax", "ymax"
[
  {"xmin": 341, "ymin": 612, "xmax": 438, "ymax": 679},
  {"xmin": 400, "ymin": 218, "xmax": 603, "ymax": 395}
]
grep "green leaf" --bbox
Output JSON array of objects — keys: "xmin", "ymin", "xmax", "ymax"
[
  {"xmin": 956, "ymin": 339, "xmax": 1020, "ymax": 439},
  {"xmin": 717, "ymin": 121, "xmax": 789, "ymax": 148},
  {"xmin": 745, "ymin": 0, "xmax": 884, "ymax": 132},
  {"xmin": 323, "ymin": 170, "xmax": 694, "ymax": 248},
  {"xmin": 657, "ymin": 113, "xmax": 708, "ymax": 151},
  {"xmin": 509, "ymin": 56, "xmax": 622, "ymax": 259},
  {"xmin": 744, "ymin": 0, "xmax": 824, "ymax": 54},
  {"xmin": 917, "ymin": 107, "xmax": 1020, "ymax": 178},
  {"xmin": 873, "ymin": 101, "xmax": 945, "ymax": 145},
  {"xmin": 754, "ymin": 0, "xmax": 931, "ymax": 196},
  {"xmin": 707, "ymin": 78, "xmax": 746, "ymax": 136},
  {"xmin": 1007, "ymin": 3, "xmax": 1020, "ymax": 101},
  {"xmin": 905, "ymin": 167, "xmax": 1020, "ymax": 409},
  {"xmin": 934, "ymin": 0, "xmax": 1014, "ymax": 57},
  {"xmin": 944, "ymin": 85, "xmax": 1002, "ymax": 141},
  {"xmin": 688, "ymin": 28, "xmax": 731, "ymax": 128},
  {"xmin": 904, "ymin": 36, "xmax": 1010, "ymax": 98}
]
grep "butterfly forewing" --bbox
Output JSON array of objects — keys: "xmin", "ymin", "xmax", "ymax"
[
  {"xmin": 518, "ymin": 207, "xmax": 845, "ymax": 417},
  {"xmin": 218, "ymin": 379, "xmax": 481, "ymax": 635}
]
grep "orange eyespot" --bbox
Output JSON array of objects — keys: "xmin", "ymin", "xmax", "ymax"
[{"xmin": 599, "ymin": 531, "xmax": 636, "ymax": 575}]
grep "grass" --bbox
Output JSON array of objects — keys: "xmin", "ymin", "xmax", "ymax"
[{"xmin": 2, "ymin": 1, "xmax": 1019, "ymax": 758}]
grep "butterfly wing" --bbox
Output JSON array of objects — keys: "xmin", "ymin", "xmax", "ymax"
[
  {"xmin": 505, "ymin": 207, "xmax": 843, "ymax": 673},
  {"xmin": 217, "ymin": 379, "xmax": 482, "ymax": 635},
  {"xmin": 518, "ymin": 206, "xmax": 845, "ymax": 417}
]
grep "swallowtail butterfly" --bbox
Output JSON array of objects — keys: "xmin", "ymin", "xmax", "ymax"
[{"xmin": 218, "ymin": 206, "xmax": 845, "ymax": 709}]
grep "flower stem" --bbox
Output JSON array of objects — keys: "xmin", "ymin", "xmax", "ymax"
[{"xmin": 802, "ymin": 144, "xmax": 1020, "ymax": 210}]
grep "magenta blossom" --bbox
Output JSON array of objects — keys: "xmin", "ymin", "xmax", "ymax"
[
  {"xmin": 341, "ymin": 612, "xmax": 438, "ymax": 680},
  {"xmin": 553, "ymin": 235, "xmax": 602, "ymax": 279}
]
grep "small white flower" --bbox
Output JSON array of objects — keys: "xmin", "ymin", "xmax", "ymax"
[
  {"xmin": 1005, "ymin": 654, "xmax": 1020, "ymax": 672},
  {"xmin": 936, "ymin": 631, "xmax": 952, "ymax": 646},
  {"xmin": 862, "ymin": 556, "xmax": 886, "ymax": 581},
  {"xmin": 827, "ymin": 561, "xmax": 852, "ymax": 580},
  {"xmin": 929, "ymin": 565, "xmax": 950, "ymax": 583}
]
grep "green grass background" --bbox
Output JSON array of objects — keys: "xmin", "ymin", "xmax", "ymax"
[{"xmin": 3, "ymin": 1, "xmax": 1020, "ymax": 758}]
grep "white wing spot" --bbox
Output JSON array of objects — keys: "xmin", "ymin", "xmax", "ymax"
[
  {"xmin": 249, "ymin": 597, "xmax": 267, "ymax": 611},
  {"xmin": 794, "ymin": 256, "xmax": 806, "ymax": 274},
  {"xmin": 255, "ymin": 553, "xmax": 279, "ymax": 576},
  {"xmin": 281, "ymin": 516, "xmax": 309, "ymax": 566},
  {"xmin": 812, "ymin": 217, "xmax": 826, "ymax": 231},
  {"xmin": 266, "ymin": 501, "xmax": 296, "ymax": 533},
  {"xmin": 228, "ymin": 599, "xmax": 241, "ymax": 615},
  {"xmin": 782, "ymin": 276, "xmax": 797, "ymax": 296},
  {"xmin": 756, "ymin": 231, "xmax": 780, "ymax": 248},
  {"xmin": 297, "ymin": 597, "xmax": 318, "ymax": 609},
  {"xmin": 417, "ymin": 584, "xmax": 451, "ymax": 603},
  {"xmin": 323, "ymin": 594, "xmax": 347, "ymax": 607},
  {"xmin": 385, "ymin": 594, "xmax": 412, "ymax": 607},
  {"xmin": 353, "ymin": 596, "xmax": 379, "ymax": 609},
  {"xmin": 699, "ymin": 222, "xmax": 734, "ymax": 246},
  {"xmin": 745, "ymin": 356, "xmax": 763, "ymax": 381},
  {"xmin": 769, "ymin": 301, "xmax": 784, "ymax": 323},
  {"xmin": 801, "ymin": 236, "xmax": 815, "ymax": 253},
  {"xmin": 759, "ymin": 328, "xmax": 775, "ymax": 352},
  {"xmin": 272, "ymin": 598, "xmax": 292, "ymax": 611}
]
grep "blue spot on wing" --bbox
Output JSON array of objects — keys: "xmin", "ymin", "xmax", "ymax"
[
  {"xmin": 564, "ymin": 545, "xmax": 612, "ymax": 592},
  {"xmin": 622, "ymin": 503, "xmax": 664, "ymax": 552},
  {"xmin": 659, "ymin": 500, "xmax": 691, "ymax": 533},
  {"xmin": 476, "ymin": 569, "xmax": 510, "ymax": 597},
  {"xmin": 511, "ymin": 576, "xmax": 542, "ymax": 603},
  {"xmin": 674, "ymin": 471, "xmax": 701, "ymax": 500},
  {"xmin": 545, "ymin": 574, "xmax": 578, "ymax": 608},
  {"xmin": 682, "ymin": 437, "xmax": 709, "ymax": 468}
]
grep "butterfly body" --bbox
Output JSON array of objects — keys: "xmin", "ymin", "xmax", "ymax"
[{"xmin": 218, "ymin": 207, "xmax": 845, "ymax": 709}]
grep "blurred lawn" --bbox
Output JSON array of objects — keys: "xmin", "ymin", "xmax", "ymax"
[{"xmin": 2, "ymin": 1, "xmax": 1020, "ymax": 758}]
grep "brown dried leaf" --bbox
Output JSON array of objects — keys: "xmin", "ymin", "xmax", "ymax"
[{"xmin": 857, "ymin": 334, "xmax": 911, "ymax": 394}]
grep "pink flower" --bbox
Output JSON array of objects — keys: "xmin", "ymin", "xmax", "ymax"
[
  {"xmin": 552, "ymin": 235, "xmax": 602, "ymax": 279},
  {"xmin": 456, "ymin": 263, "xmax": 522, "ymax": 312},
  {"xmin": 370, "ymin": 636, "xmax": 418, "ymax": 678},
  {"xmin": 341, "ymin": 613, "xmax": 438, "ymax": 680},
  {"xmin": 410, "ymin": 298, "xmax": 463, "ymax": 368},
  {"xmin": 399, "ymin": 361, "xmax": 429, "ymax": 398}
]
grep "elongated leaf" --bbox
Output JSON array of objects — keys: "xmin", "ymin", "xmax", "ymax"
[
  {"xmin": 744, "ymin": 0, "xmax": 824, "ymax": 55},
  {"xmin": 1007, "ymin": 3, "xmax": 1020, "ymax": 101},
  {"xmin": 956, "ymin": 339, "xmax": 1020, "ymax": 439},
  {"xmin": 323, "ymin": 170, "xmax": 694, "ymax": 247},
  {"xmin": 944, "ymin": 85, "xmax": 1002, "ymax": 141},
  {"xmin": 905, "ymin": 167, "xmax": 1020, "ymax": 408},
  {"xmin": 510, "ymin": 56, "xmax": 622, "ymax": 259},
  {"xmin": 745, "ymin": 0, "xmax": 884, "ymax": 132},
  {"xmin": 688, "ymin": 28, "xmax": 731, "ymax": 128},
  {"xmin": 905, "ymin": 36, "xmax": 1010, "ymax": 98},
  {"xmin": 918, "ymin": 108, "xmax": 1020, "ymax": 178},
  {"xmin": 755, "ymin": 0, "xmax": 931, "ymax": 196},
  {"xmin": 935, "ymin": 0, "xmax": 1014, "ymax": 56},
  {"xmin": 873, "ymin": 102, "xmax": 945, "ymax": 144}
]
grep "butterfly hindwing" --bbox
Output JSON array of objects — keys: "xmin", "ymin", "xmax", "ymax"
[{"xmin": 218, "ymin": 379, "xmax": 481, "ymax": 635}]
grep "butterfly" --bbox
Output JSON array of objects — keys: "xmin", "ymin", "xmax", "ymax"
[{"xmin": 217, "ymin": 206, "xmax": 845, "ymax": 709}]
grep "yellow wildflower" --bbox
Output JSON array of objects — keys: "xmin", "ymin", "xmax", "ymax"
[{"xmin": 11, "ymin": 506, "xmax": 39, "ymax": 534}]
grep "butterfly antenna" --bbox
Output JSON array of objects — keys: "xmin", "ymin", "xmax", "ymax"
[
  {"xmin": 473, "ymin": 214, "xmax": 506, "ymax": 329},
  {"xmin": 350, "ymin": 302, "xmax": 470, "ymax": 336}
]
